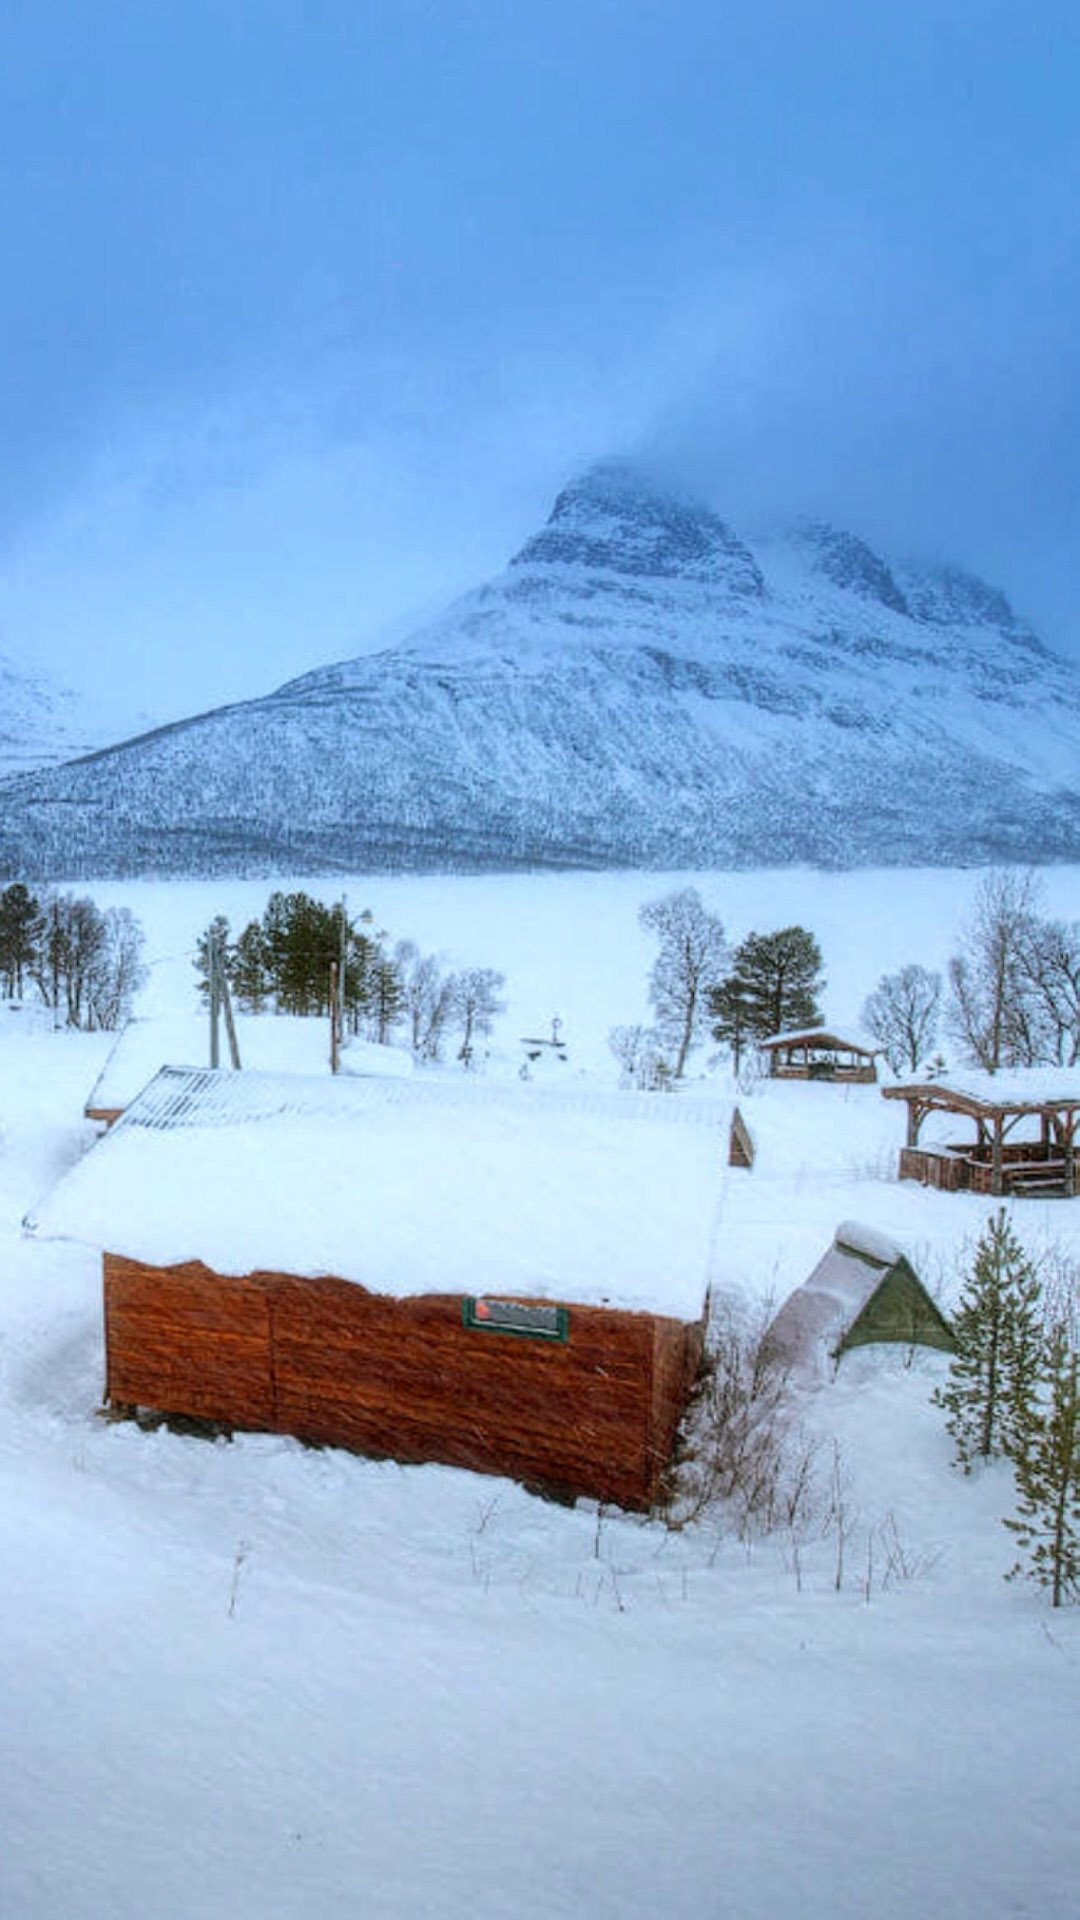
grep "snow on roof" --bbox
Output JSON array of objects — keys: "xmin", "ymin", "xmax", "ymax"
[
  {"xmin": 759, "ymin": 1029, "xmax": 875, "ymax": 1054},
  {"xmin": 33, "ymin": 1069, "xmax": 730, "ymax": 1321},
  {"xmin": 887, "ymin": 1067, "xmax": 1080, "ymax": 1110},
  {"xmin": 832, "ymin": 1219, "xmax": 903, "ymax": 1266},
  {"xmin": 85, "ymin": 1015, "xmax": 412, "ymax": 1115}
]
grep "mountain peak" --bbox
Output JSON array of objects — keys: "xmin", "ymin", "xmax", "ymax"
[
  {"xmin": 510, "ymin": 462, "xmax": 765, "ymax": 598},
  {"xmin": 3, "ymin": 462, "xmax": 1078, "ymax": 878},
  {"xmin": 793, "ymin": 521, "xmax": 910, "ymax": 616}
]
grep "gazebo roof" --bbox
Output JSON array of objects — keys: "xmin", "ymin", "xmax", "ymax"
[
  {"xmin": 882, "ymin": 1075, "xmax": 1080, "ymax": 1121},
  {"xmin": 760, "ymin": 1029, "xmax": 876, "ymax": 1058}
]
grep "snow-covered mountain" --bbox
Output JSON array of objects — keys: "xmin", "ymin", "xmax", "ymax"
[
  {"xmin": 0, "ymin": 651, "xmax": 102, "ymax": 781},
  {"xmin": 1, "ymin": 462, "xmax": 1079, "ymax": 877}
]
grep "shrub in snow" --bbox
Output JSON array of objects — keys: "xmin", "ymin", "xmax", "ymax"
[{"xmin": 668, "ymin": 1291, "xmax": 818, "ymax": 1538}]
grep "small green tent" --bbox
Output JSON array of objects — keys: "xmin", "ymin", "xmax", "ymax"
[{"xmin": 766, "ymin": 1221, "xmax": 955, "ymax": 1377}]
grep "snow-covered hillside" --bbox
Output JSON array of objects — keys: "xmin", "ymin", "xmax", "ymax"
[
  {"xmin": 3, "ymin": 464, "xmax": 1080, "ymax": 876},
  {"xmin": 2, "ymin": 865, "xmax": 1079, "ymax": 1919},
  {"xmin": 0, "ymin": 648, "xmax": 102, "ymax": 778}
]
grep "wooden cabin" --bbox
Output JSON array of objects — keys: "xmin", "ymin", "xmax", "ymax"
[
  {"xmin": 758, "ymin": 1031, "xmax": 878, "ymax": 1084},
  {"xmin": 882, "ymin": 1076, "xmax": 1080, "ymax": 1198},
  {"xmin": 35, "ymin": 1069, "xmax": 730, "ymax": 1510},
  {"xmin": 765, "ymin": 1221, "xmax": 954, "ymax": 1379}
]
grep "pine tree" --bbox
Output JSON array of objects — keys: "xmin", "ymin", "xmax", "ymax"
[
  {"xmin": 934, "ymin": 1208, "xmax": 1043, "ymax": 1470},
  {"xmin": 0, "ymin": 882, "xmax": 42, "ymax": 999},
  {"xmin": 194, "ymin": 915, "xmax": 232, "ymax": 1007},
  {"xmin": 231, "ymin": 921, "xmax": 271, "ymax": 1013},
  {"xmin": 1005, "ymin": 1328, "xmax": 1080, "ymax": 1606},
  {"xmin": 709, "ymin": 925, "xmax": 823, "ymax": 1061}
]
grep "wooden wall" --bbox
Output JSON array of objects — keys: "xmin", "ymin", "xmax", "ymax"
[
  {"xmin": 103, "ymin": 1254, "xmax": 705, "ymax": 1510},
  {"xmin": 768, "ymin": 1059, "xmax": 877, "ymax": 1084}
]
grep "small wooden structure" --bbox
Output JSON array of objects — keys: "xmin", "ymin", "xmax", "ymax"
[
  {"xmin": 759, "ymin": 1030, "xmax": 878, "ymax": 1084},
  {"xmin": 883, "ymin": 1078, "xmax": 1080, "ymax": 1198},
  {"xmin": 728, "ymin": 1106, "xmax": 755, "ymax": 1169},
  {"xmin": 36, "ymin": 1069, "xmax": 728, "ymax": 1510},
  {"xmin": 765, "ymin": 1221, "xmax": 954, "ymax": 1378}
]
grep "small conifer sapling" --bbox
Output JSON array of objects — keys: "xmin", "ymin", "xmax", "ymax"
[
  {"xmin": 1005, "ymin": 1329, "xmax": 1080, "ymax": 1607},
  {"xmin": 934, "ymin": 1208, "xmax": 1043, "ymax": 1470}
]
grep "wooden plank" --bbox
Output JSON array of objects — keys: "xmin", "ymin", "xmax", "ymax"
[
  {"xmin": 268, "ymin": 1278, "xmax": 662, "ymax": 1506},
  {"xmin": 104, "ymin": 1254, "xmax": 275, "ymax": 1428}
]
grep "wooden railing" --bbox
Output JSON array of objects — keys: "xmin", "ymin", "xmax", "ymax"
[{"xmin": 899, "ymin": 1145, "xmax": 1079, "ymax": 1197}]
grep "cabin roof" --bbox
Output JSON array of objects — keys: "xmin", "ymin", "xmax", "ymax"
[
  {"xmin": 33, "ymin": 1068, "xmax": 729, "ymax": 1321},
  {"xmin": 85, "ymin": 1015, "xmax": 412, "ymax": 1117}
]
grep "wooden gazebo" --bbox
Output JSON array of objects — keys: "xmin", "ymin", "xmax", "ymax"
[
  {"xmin": 759, "ymin": 1030, "xmax": 878, "ymax": 1084},
  {"xmin": 882, "ymin": 1079, "xmax": 1080, "ymax": 1198}
]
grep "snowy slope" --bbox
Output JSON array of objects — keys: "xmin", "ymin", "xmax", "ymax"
[
  {"xmin": 2, "ymin": 463, "xmax": 1080, "ymax": 875},
  {"xmin": 0, "ymin": 648, "xmax": 103, "ymax": 777}
]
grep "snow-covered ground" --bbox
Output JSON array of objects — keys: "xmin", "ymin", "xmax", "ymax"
[{"xmin": 2, "ymin": 867, "xmax": 1079, "ymax": 1919}]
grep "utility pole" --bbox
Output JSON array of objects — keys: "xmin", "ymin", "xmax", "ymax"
[
  {"xmin": 209, "ymin": 928, "xmax": 241, "ymax": 1070},
  {"xmin": 210, "ymin": 932, "xmax": 221, "ymax": 1069},
  {"xmin": 329, "ymin": 894, "xmax": 348, "ymax": 1073}
]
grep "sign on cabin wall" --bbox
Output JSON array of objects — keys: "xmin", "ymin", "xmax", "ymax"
[{"xmin": 462, "ymin": 1297, "xmax": 569, "ymax": 1341}]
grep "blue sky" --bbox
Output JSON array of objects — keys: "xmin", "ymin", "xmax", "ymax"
[{"xmin": 1, "ymin": 1, "xmax": 1077, "ymax": 729}]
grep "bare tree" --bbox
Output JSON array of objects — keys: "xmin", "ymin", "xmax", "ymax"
[
  {"xmin": 947, "ymin": 869, "xmax": 1042, "ymax": 1071},
  {"xmin": 450, "ymin": 967, "xmax": 506, "ymax": 1068},
  {"xmin": 87, "ymin": 907, "xmax": 148, "ymax": 1030},
  {"xmin": 1015, "ymin": 918, "xmax": 1080, "ymax": 1067},
  {"xmin": 394, "ymin": 941, "xmax": 458, "ymax": 1063},
  {"xmin": 608, "ymin": 1023, "xmax": 672, "ymax": 1091},
  {"xmin": 30, "ymin": 892, "xmax": 145, "ymax": 1030},
  {"xmin": 862, "ymin": 964, "xmax": 941, "ymax": 1074},
  {"xmin": 639, "ymin": 887, "xmax": 728, "ymax": 1079}
]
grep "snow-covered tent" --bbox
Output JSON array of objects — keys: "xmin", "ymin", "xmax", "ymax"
[{"xmin": 765, "ymin": 1220, "xmax": 954, "ymax": 1379}]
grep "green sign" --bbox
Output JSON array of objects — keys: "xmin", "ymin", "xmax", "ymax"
[{"xmin": 462, "ymin": 1297, "xmax": 568, "ymax": 1341}]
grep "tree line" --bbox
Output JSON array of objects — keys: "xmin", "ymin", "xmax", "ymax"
[
  {"xmin": 611, "ymin": 887, "xmax": 825, "ymax": 1088},
  {"xmin": 619, "ymin": 871, "xmax": 1080, "ymax": 1086},
  {"xmin": 864, "ymin": 869, "xmax": 1080, "ymax": 1075},
  {"xmin": 198, "ymin": 891, "xmax": 505, "ymax": 1068},
  {"xmin": 0, "ymin": 882, "xmax": 146, "ymax": 1031}
]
